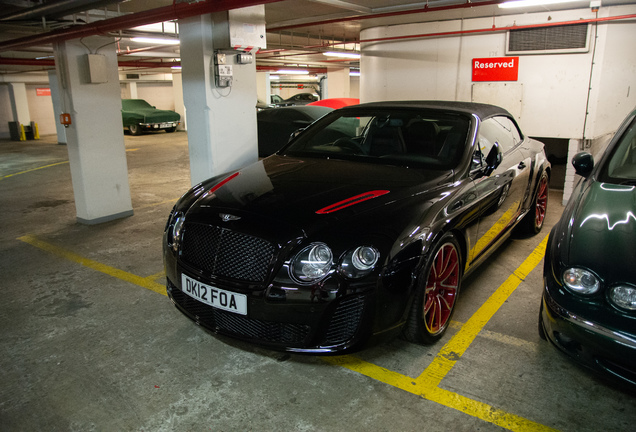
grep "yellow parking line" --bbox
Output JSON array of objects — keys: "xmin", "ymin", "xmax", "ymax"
[
  {"xmin": 19, "ymin": 230, "xmax": 553, "ymax": 431},
  {"xmin": 1, "ymin": 161, "xmax": 68, "ymax": 180},
  {"xmin": 1, "ymin": 149, "xmax": 137, "ymax": 181},
  {"xmin": 326, "ymin": 235, "xmax": 552, "ymax": 431},
  {"xmin": 18, "ymin": 234, "xmax": 166, "ymax": 296}
]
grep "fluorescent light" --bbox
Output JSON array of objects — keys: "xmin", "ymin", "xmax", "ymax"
[
  {"xmin": 269, "ymin": 75, "xmax": 280, "ymax": 80},
  {"xmin": 171, "ymin": 66, "xmax": 182, "ymax": 70},
  {"xmin": 130, "ymin": 37, "xmax": 179, "ymax": 45},
  {"xmin": 324, "ymin": 51, "xmax": 361, "ymax": 59},
  {"xmin": 499, "ymin": 0, "xmax": 581, "ymax": 8},
  {"xmin": 276, "ymin": 69, "xmax": 309, "ymax": 75},
  {"xmin": 349, "ymin": 71, "xmax": 360, "ymax": 77}
]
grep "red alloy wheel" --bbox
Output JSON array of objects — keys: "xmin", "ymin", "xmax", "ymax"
[
  {"xmin": 535, "ymin": 174, "xmax": 549, "ymax": 228},
  {"xmin": 423, "ymin": 242, "xmax": 460, "ymax": 335}
]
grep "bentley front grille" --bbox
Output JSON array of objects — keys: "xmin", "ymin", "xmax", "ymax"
[{"xmin": 181, "ymin": 222, "xmax": 275, "ymax": 283}]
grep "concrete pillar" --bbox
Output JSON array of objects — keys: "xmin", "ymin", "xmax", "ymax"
[
  {"xmin": 326, "ymin": 67, "xmax": 351, "ymax": 99},
  {"xmin": 47, "ymin": 70, "xmax": 67, "ymax": 145},
  {"xmin": 129, "ymin": 81, "xmax": 138, "ymax": 99},
  {"xmin": 563, "ymin": 139, "xmax": 582, "ymax": 205},
  {"xmin": 8, "ymin": 82, "xmax": 31, "ymax": 124},
  {"xmin": 52, "ymin": 36, "xmax": 133, "ymax": 224},
  {"xmin": 172, "ymin": 71, "xmax": 186, "ymax": 131},
  {"xmin": 179, "ymin": 11, "xmax": 261, "ymax": 186}
]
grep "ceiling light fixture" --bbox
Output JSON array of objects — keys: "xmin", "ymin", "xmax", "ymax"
[
  {"xmin": 499, "ymin": 0, "xmax": 581, "ymax": 8},
  {"xmin": 276, "ymin": 69, "xmax": 310, "ymax": 75},
  {"xmin": 323, "ymin": 51, "xmax": 361, "ymax": 59},
  {"xmin": 349, "ymin": 71, "xmax": 360, "ymax": 77},
  {"xmin": 130, "ymin": 37, "xmax": 179, "ymax": 45}
]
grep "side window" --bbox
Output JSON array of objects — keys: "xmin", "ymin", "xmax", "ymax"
[
  {"xmin": 496, "ymin": 116, "xmax": 523, "ymax": 146},
  {"xmin": 479, "ymin": 117, "xmax": 516, "ymax": 153}
]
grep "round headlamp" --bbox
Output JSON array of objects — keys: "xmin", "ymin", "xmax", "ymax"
[
  {"xmin": 608, "ymin": 285, "xmax": 636, "ymax": 311},
  {"xmin": 291, "ymin": 243, "xmax": 333, "ymax": 283},
  {"xmin": 339, "ymin": 246, "xmax": 380, "ymax": 279},
  {"xmin": 562, "ymin": 268, "xmax": 600, "ymax": 295}
]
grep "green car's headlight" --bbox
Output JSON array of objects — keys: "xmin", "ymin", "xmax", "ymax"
[
  {"xmin": 608, "ymin": 285, "xmax": 636, "ymax": 311},
  {"xmin": 562, "ymin": 268, "xmax": 600, "ymax": 295}
]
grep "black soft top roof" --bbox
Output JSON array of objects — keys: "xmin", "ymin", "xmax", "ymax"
[{"xmin": 339, "ymin": 100, "xmax": 512, "ymax": 120}]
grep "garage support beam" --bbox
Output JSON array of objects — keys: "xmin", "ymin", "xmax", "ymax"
[
  {"xmin": 52, "ymin": 37, "xmax": 133, "ymax": 224},
  {"xmin": 179, "ymin": 10, "xmax": 261, "ymax": 186}
]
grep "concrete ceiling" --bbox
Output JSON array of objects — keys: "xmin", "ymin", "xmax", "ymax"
[{"xmin": 0, "ymin": 0, "xmax": 630, "ymax": 76}]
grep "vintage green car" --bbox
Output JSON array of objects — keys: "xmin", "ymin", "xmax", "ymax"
[{"xmin": 121, "ymin": 99, "xmax": 180, "ymax": 135}]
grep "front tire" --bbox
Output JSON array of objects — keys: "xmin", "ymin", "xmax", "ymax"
[
  {"xmin": 521, "ymin": 171, "xmax": 549, "ymax": 235},
  {"xmin": 404, "ymin": 233, "xmax": 463, "ymax": 344},
  {"xmin": 129, "ymin": 124, "xmax": 142, "ymax": 136}
]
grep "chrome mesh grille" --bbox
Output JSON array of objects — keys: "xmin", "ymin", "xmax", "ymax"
[
  {"xmin": 324, "ymin": 295, "xmax": 365, "ymax": 344},
  {"xmin": 181, "ymin": 222, "xmax": 275, "ymax": 283}
]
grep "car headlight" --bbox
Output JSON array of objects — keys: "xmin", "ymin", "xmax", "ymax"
[
  {"xmin": 290, "ymin": 243, "xmax": 333, "ymax": 283},
  {"xmin": 608, "ymin": 285, "xmax": 636, "ymax": 311},
  {"xmin": 339, "ymin": 246, "xmax": 380, "ymax": 279},
  {"xmin": 562, "ymin": 268, "xmax": 600, "ymax": 295},
  {"xmin": 166, "ymin": 211, "xmax": 185, "ymax": 252}
]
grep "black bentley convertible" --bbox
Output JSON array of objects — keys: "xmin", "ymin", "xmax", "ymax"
[{"xmin": 163, "ymin": 101, "xmax": 550, "ymax": 354}]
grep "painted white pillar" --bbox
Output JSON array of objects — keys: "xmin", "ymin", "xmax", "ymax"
[
  {"xmin": 326, "ymin": 68, "xmax": 350, "ymax": 98},
  {"xmin": 179, "ymin": 13, "xmax": 260, "ymax": 186},
  {"xmin": 129, "ymin": 81, "xmax": 138, "ymax": 99},
  {"xmin": 47, "ymin": 70, "xmax": 67, "ymax": 145},
  {"xmin": 8, "ymin": 82, "xmax": 31, "ymax": 124},
  {"xmin": 172, "ymin": 71, "xmax": 186, "ymax": 131},
  {"xmin": 53, "ymin": 36, "xmax": 133, "ymax": 224}
]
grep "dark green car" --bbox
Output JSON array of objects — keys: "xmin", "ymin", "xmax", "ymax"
[
  {"xmin": 121, "ymin": 99, "xmax": 180, "ymax": 135},
  {"xmin": 540, "ymin": 107, "xmax": 636, "ymax": 389}
]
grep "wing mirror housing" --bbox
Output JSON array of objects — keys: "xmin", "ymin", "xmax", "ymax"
[
  {"xmin": 572, "ymin": 152, "xmax": 594, "ymax": 177},
  {"xmin": 289, "ymin": 127, "xmax": 306, "ymax": 142},
  {"xmin": 484, "ymin": 142, "xmax": 503, "ymax": 176}
]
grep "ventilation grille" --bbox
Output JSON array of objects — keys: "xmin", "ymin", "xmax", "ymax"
[{"xmin": 507, "ymin": 24, "xmax": 589, "ymax": 54}]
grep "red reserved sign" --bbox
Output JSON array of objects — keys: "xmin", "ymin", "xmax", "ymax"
[
  {"xmin": 472, "ymin": 57, "xmax": 519, "ymax": 82},
  {"xmin": 36, "ymin": 88, "xmax": 51, "ymax": 96}
]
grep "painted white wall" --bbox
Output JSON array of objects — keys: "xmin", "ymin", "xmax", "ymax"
[
  {"xmin": 360, "ymin": 5, "xmax": 636, "ymax": 141},
  {"xmin": 26, "ymin": 84, "xmax": 56, "ymax": 136}
]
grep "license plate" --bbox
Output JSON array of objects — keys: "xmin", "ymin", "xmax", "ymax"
[
  {"xmin": 160, "ymin": 122, "xmax": 173, "ymax": 128},
  {"xmin": 181, "ymin": 274, "xmax": 247, "ymax": 315}
]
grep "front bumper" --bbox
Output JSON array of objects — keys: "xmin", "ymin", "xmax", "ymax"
[
  {"xmin": 140, "ymin": 121, "xmax": 179, "ymax": 131},
  {"xmin": 166, "ymin": 274, "xmax": 374, "ymax": 354},
  {"xmin": 540, "ymin": 281, "xmax": 636, "ymax": 388}
]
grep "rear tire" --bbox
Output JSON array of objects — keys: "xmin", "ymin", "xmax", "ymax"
[
  {"xmin": 129, "ymin": 124, "xmax": 142, "ymax": 136},
  {"xmin": 404, "ymin": 233, "xmax": 463, "ymax": 344}
]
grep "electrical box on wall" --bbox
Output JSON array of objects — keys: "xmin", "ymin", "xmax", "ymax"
[
  {"xmin": 85, "ymin": 54, "xmax": 108, "ymax": 83},
  {"xmin": 214, "ymin": 52, "xmax": 233, "ymax": 88},
  {"xmin": 211, "ymin": 5, "xmax": 266, "ymax": 51}
]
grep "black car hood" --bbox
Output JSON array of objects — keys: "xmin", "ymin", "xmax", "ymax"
[
  {"xmin": 566, "ymin": 180, "xmax": 636, "ymax": 284},
  {"xmin": 185, "ymin": 155, "xmax": 453, "ymax": 235}
]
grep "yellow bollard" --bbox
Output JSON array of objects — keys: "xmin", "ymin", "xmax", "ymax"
[{"xmin": 19, "ymin": 124, "xmax": 26, "ymax": 141}]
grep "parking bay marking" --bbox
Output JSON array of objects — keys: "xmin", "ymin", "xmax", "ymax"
[
  {"xmin": 325, "ymin": 235, "xmax": 553, "ymax": 432},
  {"xmin": 18, "ymin": 234, "xmax": 167, "ymax": 297},
  {"xmin": 20, "ymin": 232, "xmax": 553, "ymax": 431}
]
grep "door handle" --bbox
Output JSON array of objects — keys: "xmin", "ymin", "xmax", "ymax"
[{"xmin": 518, "ymin": 161, "xmax": 526, "ymax": 169}]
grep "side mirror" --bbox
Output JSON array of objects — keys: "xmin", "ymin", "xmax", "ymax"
[
  {"xmin": 484, "ymin": 142, "xmax": 503, "ymax": 176},
  {"xmin": 289, "ymin": 127, "xmax": 306, "ymax": 142},
  {"xmin": 572, "ymin": 152, "xmax": 594, "ymax": 177}
]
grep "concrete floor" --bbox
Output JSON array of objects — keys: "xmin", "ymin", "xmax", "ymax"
[{"xmin": 0, "ymin": 133, "xmax": 633, "ymax": 432}]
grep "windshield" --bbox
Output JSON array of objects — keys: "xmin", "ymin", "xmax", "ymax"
[
  {"xmin": 281, "ymin": 108, "xmax": 471, "ymax": 169},
  {"xmin": 600, "ymin": 114, "xmax": 636, "ymax": 184}
]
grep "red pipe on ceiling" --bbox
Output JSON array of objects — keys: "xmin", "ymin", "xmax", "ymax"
[
  {"xmin": 0, "ymin": 57, "xmax": 181, "ymax": 69},
  {"xmin": 0, "ymin": 0, "xmax": 283, "ymax": 52}
]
